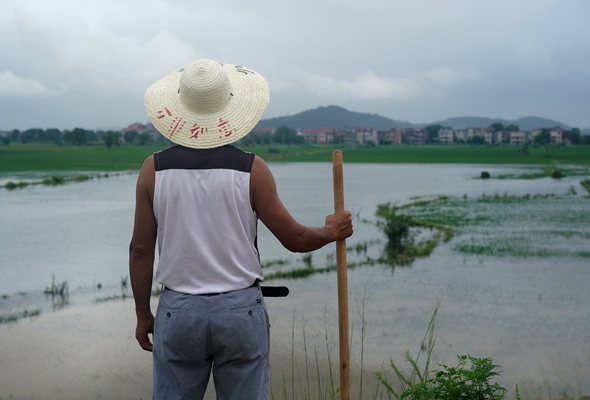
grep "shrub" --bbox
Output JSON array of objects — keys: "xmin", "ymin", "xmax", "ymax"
[
  {"xmin": 400, "ymin": 355, "xmax": 507, "ymax": 400},
  {"xmin": 481, "ymin": 171, "xmax": 491, "ymax": 179},
  {"xmin": 551, "ymin": 169, "xmax": 564, "ymax": 179},
  {"xmin": 376, "ymin": 203, "xmax": 415, "ymax": 249}
]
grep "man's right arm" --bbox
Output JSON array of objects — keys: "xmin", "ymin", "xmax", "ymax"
[
  {"xmin": 129, "ymin": 155, "xmax": 157, "ymax": 352},
  {"xmin": 250, "ymin": 156, "xmax": 353, "ymax": 253}
]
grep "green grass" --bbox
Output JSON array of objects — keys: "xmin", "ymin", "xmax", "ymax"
[
  {"xmin": 241, "ymin": 144, "xmax": 590, "ymax": 165},
  {"xmin": 2, "ymin": 143, "xmax": 590, "ymax": 172},
  {"xmin": 0, "ymin": 143, "xmax": 169, "ymax": 172}
]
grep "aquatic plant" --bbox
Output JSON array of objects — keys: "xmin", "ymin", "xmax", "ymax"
[
  {"xmin": 581, "ymin": 178, "xmax": 590, "ymax": 194},
  {"xmin": 4, "ymin": 181, "xmax": 29, "ymax": 190},
  {"xmin": 261, "ymin": 259, "xmax": 289, "ymax": 268},
  {"xmin": 375, "ymin": 203, "xmax": 415, "ymax": 249},
  {"xmin": 481, "ymin": 171, "xmax": 491, "ymax": 179},
  {"xmin": 375, "ymin": 202, "xmax": 454, "ymax": 266},
  {"xmin": 44, "ymin": 274, "xmax": 69, "ymax": 296},
  {"xmin": 302, "ymin": 253, "xmax": 313, "ymax": 267},
  {"xmin": 0, "ymin": 309, "xmax": 42, "ymax": 324},
  {"xmin": 41, "ymin": 176, "xmax": 65, "ymax": 185},
  {"xmin": 551, "ymin": 169, "xmax": 564, "ymax": 179}
]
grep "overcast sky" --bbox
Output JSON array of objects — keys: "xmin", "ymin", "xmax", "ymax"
[{"xmin": 2, "ymin": 0, "xmax": 589, "ymax": 131}]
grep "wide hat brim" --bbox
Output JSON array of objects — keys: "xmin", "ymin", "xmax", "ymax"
[{"xmin": 144, "ymin": 60, "xmax": 269, "ymax": 149}]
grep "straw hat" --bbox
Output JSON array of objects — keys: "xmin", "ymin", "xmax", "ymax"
[{"xmin": 144, "ymin": 59, "xmax": 269, "ymax": 149}]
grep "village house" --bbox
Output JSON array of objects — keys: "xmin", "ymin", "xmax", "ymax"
[
  {"xmin": 122, "ymin": 123, "xmax": 159, "ymax": 141},
  {"xmin": 550, "ymin": 128, "xmax": 563, "ymax": 145},
  {"xmin": 251, "ymin": 127, "xmax": 275, "ymax": 135},
  {"xmin": 301, "ymin": 127, "xmax": 338, "ymax": 144},
  {"xmin": 509, "ymin": 131, "xmax": 526, "ymax": 145},
  {"xmin": 353, "ymin": 127, "xmax": 378, "ymax": 144},
  {"xmin": 402, "ymin": 128, "xmax": 427, "ymax": 144},
  {"xmin": 378, "ymin": 129, "xmax": 402, "ymax": 144},
  {"xmin": 480, "ymin": 127, "xmax": 495, "ymax": 144},
  {"xmin": 437, "ymin": 127, "xmax": 454, "ymax": 144}
]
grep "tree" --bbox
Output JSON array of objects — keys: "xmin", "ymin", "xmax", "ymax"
[
  {"xmin": 534, "ymin": 129, "xmax": 551, "ymax": 145},
  {"xmin": 103, "ymin": 131, "xmax": 120, "ymax": 149},
  {"xmin": 45, "ymin": 128, "xmax": 62, "ymax": 144},
  {"xmin": 138, "ymin": 132, "xmax": 152, "ymax": 145},
  {"xmin": 569, "ymin": 128, "xmax": 581, "ymax": 145},
  {"xmin": 69, "ymin": 128, "xmax": 88, "ymax": 146},
  {"xmin": 505, "ymin": 124, "xmax": 519, "ymax": 132},
  {"xmin": 424, "ymin": 124, "xmax": 441, "ymax": 143},
  {"xmin": 490, "ymin": 123, "xmax": 505, "ymax": 132},
  {"xmin": 273, "ymin": 125, "xmax": 303, "ymax": 145},
  {"xmin": 124, "ymin": 130, "xmax": 139, "ymax": 144},
  {"xmin": 469, "ymin": 135, "xmax": 486, "ymax": 144},
  {"xmin": 24, "ymin": 128, "xmax": 45, "ymax": 142},
  {"xmin": 21, "ymin": 130, "xmax": 31, "ymax": 144}
]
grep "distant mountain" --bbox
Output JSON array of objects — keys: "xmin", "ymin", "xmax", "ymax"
[
  {"xmin": 257, "ymin": 105, "xmax": 414, "ymax": 131},
  {"xmin": 257, "ymin": 105, "xmax": 579, "ymax": 132},
  {"xmin": 429, "ymin": 116, "xmax": 570, "ymax": 131}
]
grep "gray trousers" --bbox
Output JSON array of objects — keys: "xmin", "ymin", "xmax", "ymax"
[{"xmin": 153, "ymin": 285, "xmax": 270, "ymax": 400}]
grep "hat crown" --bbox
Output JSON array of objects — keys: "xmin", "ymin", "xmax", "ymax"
[{"xmin": 179, "ymin": 59, "xmax": 232, "ymax": 114}]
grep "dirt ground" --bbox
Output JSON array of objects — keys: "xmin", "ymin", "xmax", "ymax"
[{"xmin": 0, "ymin": 298, "xmax": 380, "ymax": 400}]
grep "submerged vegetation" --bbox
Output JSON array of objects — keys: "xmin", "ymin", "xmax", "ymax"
[
  {"xmin": 0, "ymin": 308, "xmax": 42, "ymax": 324},
  {"xmin": 397, "ymin": 193, "xmax": 590, "ymax": 259},
  {"xmin": 375, "ymin": 202, "xmax": 454, "ymax": 264},
  {"xmin": 262, "ymin": 190, "xmax": 588, "ymax": 282},
  {"xmin": 1, "ymin": 172, "xmax": 121, "ymax": 190}
]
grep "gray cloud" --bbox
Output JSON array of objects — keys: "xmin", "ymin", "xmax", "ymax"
[{"xmin": 2, "ymin": 0, "xmax": 589, "ymax": 130}]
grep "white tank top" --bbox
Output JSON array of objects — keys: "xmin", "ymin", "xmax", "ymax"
[{"xmin": 153, "ymin": 145, "xmax": 263, "ymax": 294}]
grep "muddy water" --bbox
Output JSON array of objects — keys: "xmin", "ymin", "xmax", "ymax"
[{"xmin": 1, "ymin": 163, "xmax": 589, "ymax": 398}]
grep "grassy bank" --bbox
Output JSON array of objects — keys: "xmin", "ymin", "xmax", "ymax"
[
  {"xmin": 0, "ymin": 144, "xmax": 166, "ymax": 172},
  {"xmin": 248, "ymin": 144, "xmax": 590, "ymax": 165},
  {"xmin": 1, "ymin": 143, "xmax": 590, "ymax": 172}
]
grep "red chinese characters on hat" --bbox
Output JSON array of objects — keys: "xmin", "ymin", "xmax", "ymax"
[
  {"xmin": 218, "ymin": 118, "xmax": 236, "ymax": 138},
  {"xmin": 156, "ymin": 107, "xmax": 185, "ymax": 137},
  {"xmin": 190, "ymin": 123, "xmax": 208, "ymax": 139}
]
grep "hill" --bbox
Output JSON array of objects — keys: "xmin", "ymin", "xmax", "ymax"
[
  {"xmin": 257, "ymin": 105, "xmax": 414, "ymax": 131},
  {"xmin": 430, "ymin": 116, "xmax": 571, "ymax": 130},
  {"xmin": 257, "ymin": 105, "xmax": 579, "ymax": 132}
]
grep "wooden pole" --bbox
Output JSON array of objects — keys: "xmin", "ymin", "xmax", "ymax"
[{"xmin": 332, "ymin": 150, "xmax": 350, "ymax": 400}]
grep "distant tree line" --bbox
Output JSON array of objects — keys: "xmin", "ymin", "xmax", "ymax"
[
  {"xmin": 1, "ymin": 127, "xmax": 164, "ymax": 148},
  {"xmin": 238, "ymin": 125, "xmax": 306, "ymax": 146},
  {"xmin": 2, "ymin": 124, "xmax": 589, "ymax": 147}
]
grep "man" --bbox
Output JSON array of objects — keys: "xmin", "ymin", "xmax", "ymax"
[{"xmin": 129, "ymin": 59, "xmax": 353, "ymax": 399}]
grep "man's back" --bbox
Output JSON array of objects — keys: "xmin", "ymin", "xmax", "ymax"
[{"xmin": 153, "ymin": 145, "xmax": 262, "ymax": 295}]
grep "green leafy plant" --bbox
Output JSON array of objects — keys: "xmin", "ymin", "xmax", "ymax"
[
  {"xmin": 400, "ymin": 355, "xmax": 506, "ymax": 400},
  {"xmin": 376, "ymin": 299, "xmax": 510, "ymax": 400},
  {"xmin": 376, "ymin": 203, "xmax": 415, "ymax": 249},
  {"xmin": 551, "ymin": 169, "xmax": 564, "ymax": 179}
]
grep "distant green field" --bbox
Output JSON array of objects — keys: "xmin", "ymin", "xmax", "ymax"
[
  {"xmin": 1, "ymin": 143, "xmax": 589, "ymax": 172},
  {"xmin": 0, "ymin": 144, "xmax": 167, "ymax": 172},
  {"xmin": 255, "ymin": 144, "xmax": 590, "ymax": 165}
]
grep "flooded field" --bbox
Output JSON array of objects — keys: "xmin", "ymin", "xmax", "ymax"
[{"xmin": 0, "ymin": 163, "xmax": 589, "ymax": 398}]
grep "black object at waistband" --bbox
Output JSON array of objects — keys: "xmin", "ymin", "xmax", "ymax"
[{"xmin": 163, "ymin": 280, "xmax": 289, "ymax": 297}]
